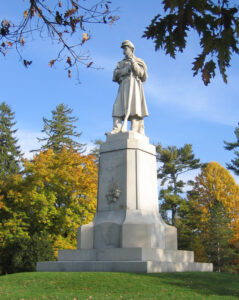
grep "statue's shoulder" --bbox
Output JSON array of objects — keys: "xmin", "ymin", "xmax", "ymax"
[
  {"xmin": 134, "ymin": 57, "xmax": 148, "ymax": 82},
  {"xmin": 135, "ymin": 57, "xmax": 147, "ymax": 71}
]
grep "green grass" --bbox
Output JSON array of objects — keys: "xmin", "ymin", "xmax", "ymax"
[{"xmin": 0, "ymin": 272, "xmax": 238, "ymax": 299}]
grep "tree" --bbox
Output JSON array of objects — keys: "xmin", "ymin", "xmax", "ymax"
[
  {"xmin": 35, "ymin": 103, "xmax": 85, "ymax": 153},
  {"xmin": 224, "ymin": 123, "xmax": 239, "ymax": 176},
  {"xmin": 0, "ymin": 147, "xmax": 98, "ymax": 252},
  {"xmin": 157, "ymin": 143, "xmax": 201, "ymax": 225},
  {"xmin": 90, "ymin": 139, "xmax": 103, "ymax": 164},
  {"xmin": 0, "ymin": 102, "xmax": 22, "ymax": 180},
  {"xmin": 143, "ymin": 0, "xmax": 239, "ymax": 85},
  {"xmin": 0, "ymin": 232, "xmax": 55, "ymax": 275},
  {"xmin": 203, "ymin": 200, "xmax": 236, "ymax": 272},
  {"xmin": 0, "ymin": 0, "xmax": 119, "ymax": 81},
  {"xmin": 189, "ymin": 162, "xmax": 239, "ymax": 271}
]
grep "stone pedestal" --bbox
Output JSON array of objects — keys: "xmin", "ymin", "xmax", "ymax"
[{"xmin": 37, "ymin": 132, "xmax": 213, "ymax": 273}]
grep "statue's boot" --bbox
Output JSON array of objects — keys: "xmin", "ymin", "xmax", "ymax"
[
  {"xmin": 110, "ymin": 117, "xmax": 122, "ymax": 134},
  {"xmin": 131, "ymin": 118, "xmax": 145, "ymax": 135},
  {"xmin": 138, "ymin": 119, "xmax": 145, "ymax": 135},
  {"xmin": 131, "ymin": 118, "xmax": 139, "ymax": 132}
]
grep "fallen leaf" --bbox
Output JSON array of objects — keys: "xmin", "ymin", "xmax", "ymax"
[
  {"xmin": 87, "ymin": 61, "xmax": 93, "ymax": 68},
  {"xmin": 7, "ymin": 41, "xmax": 12, "ymax": 47}
]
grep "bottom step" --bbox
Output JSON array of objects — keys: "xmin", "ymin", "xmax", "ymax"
[{"xmin": 37, "ymin": 261, "xmax": 213, "ymax": 273}]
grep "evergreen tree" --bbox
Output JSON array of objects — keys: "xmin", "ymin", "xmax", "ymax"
[
  {"xmin": 157, "ymin": 144, "xmax": 201, "ymax": 225},
  {"xmin": 36, "ymin": 103, "xmax": 85, "ymax": 153},
  {"xmin": 203, "ymin": 200, "xmax": 237, "ymax": 272},
  {"xmin": 90, "ymin": 139, "xmax": 103, "ymax": 164},
  {"xmin": 0, "ymin": 102, "xmax": 22, "ymax": 180},
  {"xmin": 224, "ymin": 124, "xmax": 239, "ymax": 175}
]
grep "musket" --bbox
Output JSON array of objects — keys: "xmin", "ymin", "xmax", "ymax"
[{"xmin": 121, "ymin": 64, "xmax": 134, "ymax": 132}]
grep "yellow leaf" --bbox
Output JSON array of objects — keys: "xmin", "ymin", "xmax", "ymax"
[
  {"xmin": 82, "ymin": 33, "xmax": 89, "ymax": 44},
  {"xmin": 20, "ymin": 37, "xmax": 25, "ymax": 46},
  {"xmin": 24, "ymin": 10, "xmax": 28, "ymax": 19}
]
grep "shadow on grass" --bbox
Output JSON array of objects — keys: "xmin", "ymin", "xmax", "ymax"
[{"xmin": 136, "ymin": 272, "xmax": 239, "ymax": 298}]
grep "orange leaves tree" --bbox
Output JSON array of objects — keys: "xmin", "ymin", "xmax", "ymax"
[
  {"xmin": 0, "ymin": 147, "xmax": 98, "ymax": 252},
  {"xmin": 0, "ymin": 0, "xmax": 119, "ymax": 81},
  {"xmin": 188, "ymin": 162, "xmax": 239, "ymax": 271}
]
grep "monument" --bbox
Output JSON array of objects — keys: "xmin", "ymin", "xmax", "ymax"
[{"xmin": 37, "ymin": 41, "xmax": 213, "ymax": 273}]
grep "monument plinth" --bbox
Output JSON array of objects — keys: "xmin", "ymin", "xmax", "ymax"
[
  {"xmin": 37, "ymin": 132, "xmax": 212, "ymax": 272},
  {"xmin": 37, "ymin": 40, "xmax": 212, "ymax": 272}
]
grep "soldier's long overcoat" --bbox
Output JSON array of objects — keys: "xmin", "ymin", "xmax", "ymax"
[{"xmin": 112, "ymin": 57, "xmax": 148, "ymax": 119}]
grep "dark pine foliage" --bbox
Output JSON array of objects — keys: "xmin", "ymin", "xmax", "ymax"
[
  {"xmin": 35, "ymin": 103, "xmax": 85, "ymax": 153},
  {"xmin": 224, "ymin": 123, "xmax": 239, "ymax": 176},
  {"xmin": 0, "ymin": 102, "xmax": 22, "ymax": 180},
  {"xmin": 156, "ymin": 143, "xmax": 201, "ymax": 225}
]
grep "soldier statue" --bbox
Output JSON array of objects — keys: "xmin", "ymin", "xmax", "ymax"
[{"xmin": 110, "ymin": 40, "xmax": 148, "ymax": 135}]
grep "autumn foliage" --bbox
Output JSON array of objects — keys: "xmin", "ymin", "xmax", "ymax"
[
  {"xmin": 193, "ymin": 162, "xmax": 239, "ymax": 244},
  {"xmin": 188, "ymin": 162, "xmax": 239, "ymax": 271},
  {"xmin": 0, "ymin": 147, "xmax": 98, "ymax": 253}
]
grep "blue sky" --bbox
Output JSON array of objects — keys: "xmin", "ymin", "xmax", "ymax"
[{"xmin": 0, "ymin": 0, "xmax": 238, "ymax": 183}]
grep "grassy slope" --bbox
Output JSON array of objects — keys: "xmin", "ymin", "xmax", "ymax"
[{"xmin": 0, "ymin": 272, "xmax": 239, "ymax": 299}]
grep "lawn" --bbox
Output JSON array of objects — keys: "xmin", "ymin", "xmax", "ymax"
[{"xmin": 0, "ymin": 272, "xmax": 238, "ymax": 299}]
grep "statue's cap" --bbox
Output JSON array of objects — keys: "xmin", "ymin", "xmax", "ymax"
[{"xmin": 121, "ymin": 40, "xmax": 135, "ymax": 50}]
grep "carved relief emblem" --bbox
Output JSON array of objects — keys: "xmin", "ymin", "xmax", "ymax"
[{"xmin": 106, "ymin": 184, "xmax": 121, "ymax": 203}]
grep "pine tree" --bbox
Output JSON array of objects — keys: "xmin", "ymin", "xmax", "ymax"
[
  {"xmin": 203, "ymin": 200, "xmax": 237, "ymax": 272},
  {"xmin": 90, "ymin": 139, "xmax": 103, "ymax": 164},
  {"xmin": 36, "ymin": 103, "xmax": 85, "ymax": 153},
  {"xmin": 224, "ymin": 124, "xmax": 239, "ymax": 176},
  {"xmin": 157, "ymin": 144, "xmax": 201, "ymax": 225},
  {"xmin": 0, "ymin": 102, "xmax": 22, "ymax": 180}
]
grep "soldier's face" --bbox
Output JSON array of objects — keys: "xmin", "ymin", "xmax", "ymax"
[{"xmin": 123, "ymin": 46, "xmax": 133, "ymax": 58}]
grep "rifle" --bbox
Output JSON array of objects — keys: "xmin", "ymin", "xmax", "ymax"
[{"xmin": 121, "ymin": 69, "xmax": 133, "ymax": 132}]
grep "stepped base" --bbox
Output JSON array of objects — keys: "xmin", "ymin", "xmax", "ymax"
[
  {"xmin": 37, "ymin": 248, "xmax": 213, "ymax": 273},
  {"xmin": 37, "ymin": 260, "xmax": 212, "ymax": 273}
]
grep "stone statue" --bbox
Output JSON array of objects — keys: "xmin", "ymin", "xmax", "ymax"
[{"xmin": 110, "ymin": 40, "xmax": 148, "ymax": 135}]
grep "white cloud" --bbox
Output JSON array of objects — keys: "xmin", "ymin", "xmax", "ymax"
[
  {"xmin": 145, "ymin": 75, "xmax": 238, "ymax": 126},
  {"xmin": 16, "ymin": 129, "xmax": 99, "ymax": 159},
  {"xmin": 16, "ymin": 130, "xmax": 44, "ymax": 159}
]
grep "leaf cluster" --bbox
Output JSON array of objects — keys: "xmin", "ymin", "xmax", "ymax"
[
  {"xmin": 143, "ymin": 0, "xmax": 239, "ymax": 85},
  {"xmin": 0, "ymin": 148, "xmax": 98, "ymax": 252},
  {"xmin": 0, "ymin": 0, "xmax": 119, "ymax": 82},
  {"xmin": 186, "ymin": 162, "xmax": 239, "ymax": 265}
]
